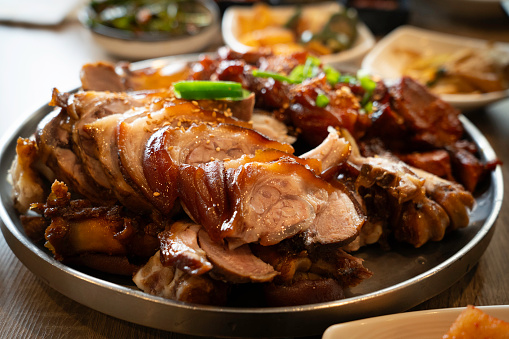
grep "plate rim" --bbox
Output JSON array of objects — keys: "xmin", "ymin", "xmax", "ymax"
[{"xmin": 0, "ymin": 65, "xmax": 504, "ymax": 337}]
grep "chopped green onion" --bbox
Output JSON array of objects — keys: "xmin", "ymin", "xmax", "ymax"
[
  {"xmin": 173, "ymin": 81, "xmax": 250, "ymax": 100},
  {"xmin": 357, "ymin": 69, "xmax": 377, "ymax": 92},
  {"xmin": 324, "ymin": 65, "xmax": 340, "ymax": 86},
  {"xmin": 288, "ymin": 64, "xmax": 305, "ymax": 83},
  {"xmin": 315, "ymin": 93, "xmax": 330, "ymax": 108},
  {"xmin": 363, "ymin": 101, "xmax": 373, "ymax": 114},
  {"xmin": 252, "ymin": 70, "xmax": 298, "ymax": 84},
  {"xmin": 338, "ymin": 75, "xmax": 356, "ymax": 84}
]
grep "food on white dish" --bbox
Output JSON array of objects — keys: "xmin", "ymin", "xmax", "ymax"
[
  {"xmin": 442, "ymin": 305, "xmax": 509, "ymax": 338},
  {"xmin": 400, "ymin": 46, "xmax": 509, "ymax": 95},
  {"xmin": 322, "ymin": 305, "xmax": 509, "ymax": 339},
  {"xmin": 233, "ymin": 2, "xmax": 358, "ymax": 56},
  {"xmin": 8, "ymin": 47, "xmax": 496, "ymax": 307},
  {"xmin": 222, "ymin": 2, "xmax": 375, "ymax": 66},
  {"xmin": 361, "ymin": 26, "xmax": 509, "ymax": 110}
]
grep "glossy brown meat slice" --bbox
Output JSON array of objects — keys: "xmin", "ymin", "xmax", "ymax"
[
  {"xmin": 179, "ymin": 154, "xmax": 364, "ymax": 248},
  {"xmin": 159, "ymin": 220, "xmax": 212, "ymax": 275},
  {"xmin": 37, "ymin": 181, "xmax": 160, "ymax": 272},
  {"xmin": 287, "ymin": 78, "xmax": 364, "ymax": 146},
  {"xmin": 255, "ymin": 243, "xmax": 372, "ymax": 306},
  {"xmin": 389, "ymin": 76, "xmax": 464, "ymax": 148},
  {"xmin": 80, "ymin": 61, "xmax": 190, "ymax": 92},
  {"xmin": 143, "ymin": 122, "xmax": 294, "ymax": 212},
  {"xmin": 198, "ymin": 229, "xmax": 278, "ymax": 283},
  {"xmin": 117, "ymin": 99, "xmax": 250, "ymax": 214}
]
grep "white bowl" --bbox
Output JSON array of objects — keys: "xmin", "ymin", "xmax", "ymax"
[
  {"xmin": 322, "ymin": 305, "xmax": 509, "ymax": 339},
  {"xmin": 79, "ymin": 0, "xmax": 220, "ymax": 60},
  {"xmin": 361, "ymin": 26, "xmax": 509, "ymax": 110},
  {"xmin": 222, "ymin": 1, "xmax": 375, "ymax": 67}
]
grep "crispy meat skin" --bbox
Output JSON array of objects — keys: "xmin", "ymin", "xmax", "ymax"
[
  {"xmin": 38, "ymin": 181, "xmax": 160, "ymax": 273},
  {"xmin": 143, "ymin": 122, "xmax": 294, "ymax": 215}
]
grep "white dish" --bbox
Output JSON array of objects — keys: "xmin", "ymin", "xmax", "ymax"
[
  {"xmin": 361, "ymin": 26, "xmax": 509, "ymax": 110},
  {"xmin": 78, "ymin": 0, "xmax": 220, "ymax": 60},
  {"xmin": 322, "ymin": 305, "xmax": 509, "ymax": 339},
  {"xmin": 222, "ymin": 2, "xmax": 375, "ymax": 67}
]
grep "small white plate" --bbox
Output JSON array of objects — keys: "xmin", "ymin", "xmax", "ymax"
[
  {"xmin": 361, "ymin": 26, "xmax": 509, "ymax": 110},
  {"xmin": 322, "ymin": 305, "xmax": 509, "ymax": 339},
  {"xmin": 222, "ymin": 2, "xmax": 375, "ymax": 67}
]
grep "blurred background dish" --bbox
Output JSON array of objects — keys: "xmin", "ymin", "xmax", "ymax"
[
  {"xmin": 79, "ymin": 0, "xmax": 220, "ymax": 60},
  {"xmin": 362, "ymin": 25, "xmax": 509, "ymax": 110},
  {"xmin": 340, "ymin": 0, "xmax": 409, "ymax": 36},
  {"xmin": 423, "ymin": 0, "xmax": 506, "ymax": 20},
  {"xmin": 222, "ymin": 1, "xmax": 375, "ymax": 67},
  {"xmin": 322, "ymin": 305, "xmax": 509, "ymax": 339}
]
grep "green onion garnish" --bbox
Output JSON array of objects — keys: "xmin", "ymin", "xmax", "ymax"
[
  {"xmin": 315, "ymin": 93, "xmax": 330, "ymax": 108},
  {"xmin": 251, "ymin": 70, "xmax": 298, "ymax": 84}
]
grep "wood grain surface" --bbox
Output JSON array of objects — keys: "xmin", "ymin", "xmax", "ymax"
[{"xmin": 1, "ymin": 2, "xmax": 509, "ymax": 338}]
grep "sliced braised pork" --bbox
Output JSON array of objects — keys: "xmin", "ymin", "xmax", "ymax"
[
  {"xmin": 159, "ymin": 220, "xmax": 212, "ymax": 275},
  {"xmin": 117, "ymin": 99, "xmax": 251, "ymax": 214},
  {"xmin": 198, "ymin": 229, "xmax": 278, "ymax": 283},
  {"xmin": 133, "ymin": 251, "xmax": 227, "ymax": 305},
  {"xmin": 143, "ymin": 122, "xmax": 294, "ymax": 213},
  {"xmin": 179, "ymin": 153, "xmax": 365, "ymax": 248}
]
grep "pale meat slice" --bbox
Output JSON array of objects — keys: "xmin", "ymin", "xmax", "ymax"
[
  {"xmin": 303, "ymin": 189, "xmax": 365, "ymax": 246},
  {"xmin": 35, "ymin": 108, "xmax": 112, "ymax": 203},
  {"xmin": 143, "ymin": 122, "xmax": 294, "ymax": 211},
  {"xmin": 226, "ymin": 158, "xmax": 364, "ymax": 247},
  {"xmin": 70, "ymin": 91, "xmax": 149, "ymax": 192},
  {"xmin": 9, "ymin": 138, "xmax": 46, "ymax": 213},
  {"xmin": 198, "ymin": 229, "xmax": 278, "ymax": 283},
  {"xmin": 117, "ymin": 99, "xmax": 250, "ymax": 214},
  {"xmin": 84, "ymin": 108, "xmax": 153, "ymax": 211},
  {"xmin": 300, "ymin": 127, "xmax": 351, "ymax": 174},
  {"xmin": 159, "ymin": 220, "xmax": 212, "ymax": 275},
  {"xmin": 133, "ymin": 251, "xmax": 226, "ymax": 305}
]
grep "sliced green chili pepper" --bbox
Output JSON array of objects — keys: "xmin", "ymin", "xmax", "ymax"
[
  {"xmin": 173, "ymin": 81, "xmax": 250, "ymax": 100},
  {"xmin": 252, "ymin": 70, "xmax": 298, "ymax": 84},
  {"xmin": 315, "ymin": 93, "xmax": 330, "ymax": 108}
]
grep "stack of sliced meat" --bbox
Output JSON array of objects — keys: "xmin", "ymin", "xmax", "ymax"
[{"xmin": 9, "ymin": 48, "xmax": 488, "ymax": 307}]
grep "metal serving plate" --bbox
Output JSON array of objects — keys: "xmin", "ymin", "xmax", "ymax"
[{"xmin": 0, "ymin": 86, "xmax": 503, "ymax": 337}]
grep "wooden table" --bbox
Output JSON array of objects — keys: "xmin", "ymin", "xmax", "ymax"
[{"xmin": 1, "ymin": 3, "xmax": 509, "ymax": 338}]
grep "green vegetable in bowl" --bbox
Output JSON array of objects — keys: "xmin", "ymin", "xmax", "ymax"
[{"xmin": 88, "ymin": 0, "xmax": 213, "ymax": 37}]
